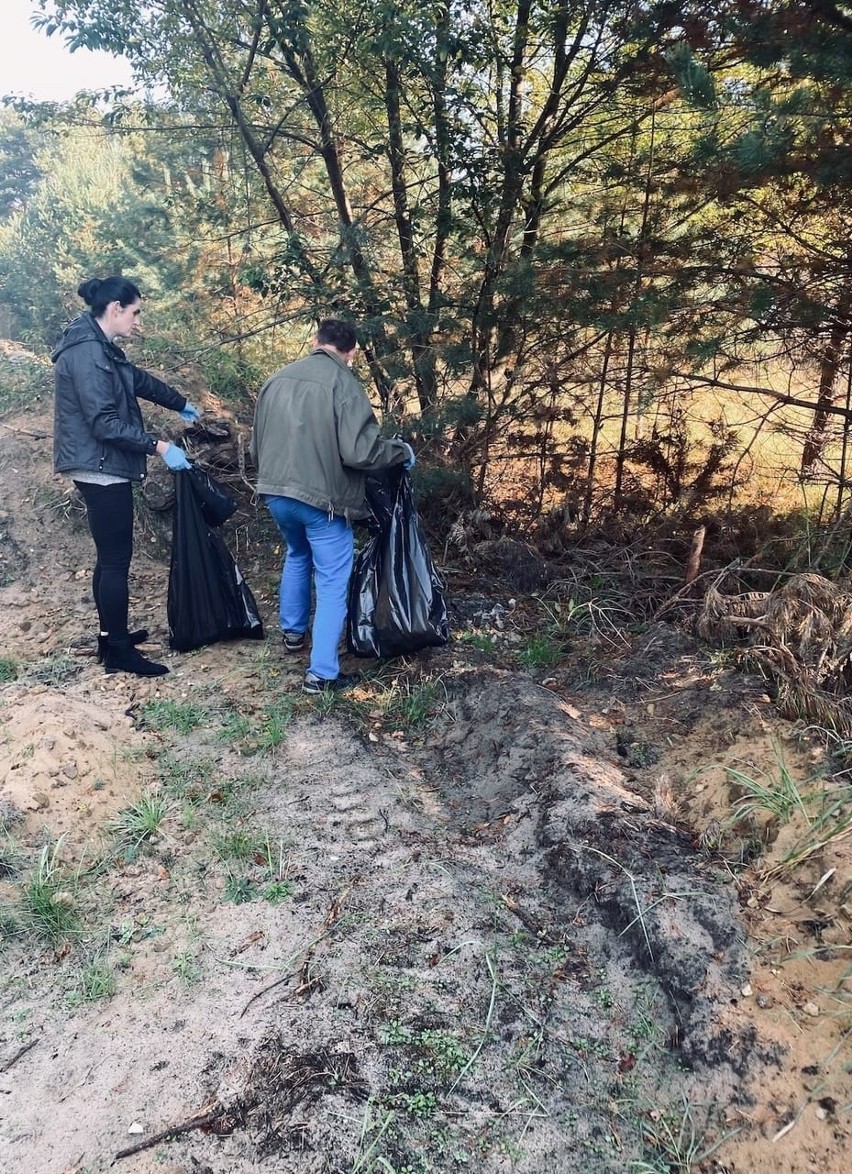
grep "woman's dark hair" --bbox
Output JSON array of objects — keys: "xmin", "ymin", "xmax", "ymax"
[
  {"xmin": 316, "ymin": 318, "xmax": 358, "ymax": 353},
  {"xmin": 77, "ymin": 276, "xmax": 142, "ymax": 317}
]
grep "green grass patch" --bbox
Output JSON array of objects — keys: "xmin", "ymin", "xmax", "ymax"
[
  {"xmin": 343, "ymin": 672, "xmax": 448, "ymax": 732},
  {"xmin": 110, "ymin": 794, "xmax": 168, "ymax": 853},
  {"xmin": 211, "ymin": 827, "xmax": 265, "ymax": 864},
  {"xmin": 457, "ymin": 632, "xmax": 496, "ymax": 653},
  {"xmin": 726, "ymin": 743, "xmax": 820, "ymax": 830},
  {"xmin": 139, "ymin": 699, "xmax": 209, "ymax": 734},
  {"xmin": 262, "ymin": 879, "xmax": 293, "ymax": 904},
  {"xmin": 20, "ymin": 840, "xmax": 79, "ymax": 942},
  {"xmin": 156, "ymin": 753, "xmax": 217, "ymax": 801},
  {"xmin": 172, "ymin": 946, "xmax": 201, "ymax": 985},
  {"xmin": 70, "ymin": 959, "xmax": 117, "ymax": 1005},
  {"xmin": 0, "ymin": 905, "xmax": 19, "ymax": 947},
  {"xmin": 252, "ymin": 696, "xmax": 298, "ymax": 753},
  {"xmin": 218, "ymin": 708, "xmax": 254, "ymax": 745},
  {"xmin": 223, "ymin": 875, "xmax": 256, "ymax": 903},
  {"xmin": 517, "ymin": 633, "xmax": 562, "ymax": 670},
  {"xmin": 21, "ymin": 654, "xmax": 81, "ymax": 688},
  {"xmin": 0, "ymin": 657, "xmax": 18, "ymax": 682}
]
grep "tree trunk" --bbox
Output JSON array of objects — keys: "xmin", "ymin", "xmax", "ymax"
[{"xmin": 801, "ymin": 287, "xmax": 852, "ymax": 474}]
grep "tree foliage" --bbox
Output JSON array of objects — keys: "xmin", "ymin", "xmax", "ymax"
[{"xmin": 4, "ymin": 0, "xmax": 852, "ymax": 533}]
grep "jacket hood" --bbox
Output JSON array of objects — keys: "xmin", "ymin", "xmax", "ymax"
[{"xmin": 51, "ymin": 313, "xmax": 124, "ymax": 364}]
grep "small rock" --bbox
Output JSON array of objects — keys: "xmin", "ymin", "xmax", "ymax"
[
  {"xmin": 127, "ymin": 1121, "xmax": 144, "ymax": 1135},
  {"xmin": 61, "ymin": 763, "xmax": 79, "ymax": 781},
  {"xmin": 803, "ymin": 1001, "xmax": 820, "ymax": 1017},
  {"xmin": 740, "ymin": 983, "xmax": 753, "ymax": 997},
  {"xmin": 815, "ymin": 1107, "xmax": 827, "ymax": 1121},
  {"xmin": 757, "ymin": 994, "xmax": 774, "ymax": 1009},
  {"xmin": 31, "ymin": 792, "xmax": 50, "ymax": 810}
]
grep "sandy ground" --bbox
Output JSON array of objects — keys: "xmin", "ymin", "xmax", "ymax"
[{"xmin": 0, "ymin": 394, "xmax": 850, "ymax": 1174}]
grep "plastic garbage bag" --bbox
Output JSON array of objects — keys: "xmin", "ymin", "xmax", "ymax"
[
  {"xmin": 168, "ymin": 469, "xmax": 264, "ymax": 651},
  {"xmin": 188, "ymin": 466, "xmax": 238, "ymax": 527},
  {"xmin": 347, "ymin": 465, "xmax": 449, "ymax": 658}
]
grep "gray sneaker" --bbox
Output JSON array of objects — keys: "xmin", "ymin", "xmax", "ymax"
[
  {"xmin": 303, "ymin": 671, "xmax": 360, "ymax": 695},
  {"xmin": 282, "ymin": 630, "xmax": 306, "ymax": 652}
]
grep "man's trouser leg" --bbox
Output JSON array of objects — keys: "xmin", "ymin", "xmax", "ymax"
[
  {"xmin": 265, "ymin": 495, "xmax": 353, "ymax": 679},
  {"xmin": 304, "ymin": 507, "xmax": 354, "ymax": 680},
  {"xmin": 265, "ymin": 495, "xmax": 312, "ymax": 636}
]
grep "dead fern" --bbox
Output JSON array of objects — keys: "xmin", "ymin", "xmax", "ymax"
[{"xmin": 697, "ymin": 572, "xmax": 852, "ymax": 736}]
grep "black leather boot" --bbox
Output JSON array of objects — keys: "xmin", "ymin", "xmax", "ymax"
[
  {"xmin": 97, "ymin": 629, "xmax": 149, "ymax": 664},
  {"xmin": 103, "ymin": 638, "xmax": 168, "ymax": 677}
]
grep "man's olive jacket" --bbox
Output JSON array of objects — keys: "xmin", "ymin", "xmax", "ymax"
[{"xmin": 251, "ymin": 346, "xmax": 408, "ymax": 521}]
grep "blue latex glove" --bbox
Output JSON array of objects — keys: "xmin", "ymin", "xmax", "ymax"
[
  {"xmin": 402, "ymin": 442, "xmax": 416, "ymax": 469},
  {"xmin": 180, "ymin": 401, "xmax": 201, "ymax": 422},
  {"xmin": 161, "ymin": 443, "xmax": 192, "ymax": 471}
]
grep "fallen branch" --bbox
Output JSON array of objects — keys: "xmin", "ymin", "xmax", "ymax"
[
  {"xmin": 239, "ymin": 915, "xmax": 340, "ymax": 1017},
  {"xmin": 240, "ymin": 959, "xmax": 307, "ymax": 1019},
  {"xmin": 654, "ymin": 559, "xmax": 742, "ymax": 620},
  {"xmin": 114, "ymin": 1106, "xmax": 223, "ymax": 1160},
  {"xmin": 0, "ymin": 421, "xmax": 49, "ymax": 440},
  {"xmin": 500, "ymin": 894, "xmax": 565, "ymax": 946},
  {"xmin": 0, "ymin": 1038, "xmax": 38, "ymax": 1072},
  {"xmin": 684, "ymin": 525, "xmax": 706, "ymax": 585}
]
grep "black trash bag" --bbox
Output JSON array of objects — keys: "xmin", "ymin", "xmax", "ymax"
[
  {"xmin": 347, "ymin": 465, "xmax": 449, "ymax": 658},
  {"xmin": 168, "ymin": 470, "xmax": 264, "ymax": 651},
  {"xmin": 188, "ymin": 466, "xmax": 238, "ymax": 527}
]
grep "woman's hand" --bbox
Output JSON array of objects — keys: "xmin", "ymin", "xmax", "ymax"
[
  {"xmin": 160, "ymin": 443, "xmax": 192, "ymax": 471},
  {"xmin": 180, "ymin": 401, "xmax": 201, "ymax": 422}
]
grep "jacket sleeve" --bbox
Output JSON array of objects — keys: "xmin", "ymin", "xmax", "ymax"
[
  {"xmin": 132, "ymin": 366, "xmax": 187, "ymax": 413},
  {"xmin": 335, "ymin": 379, "xmax": 408, "ymax": 471},
  {"xmin": 68, "ymin": 342, "xmax": 157, "ymax": 453}
]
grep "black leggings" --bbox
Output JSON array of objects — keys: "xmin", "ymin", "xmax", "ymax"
[{"xmin": 75, "ymin": 480, "xmax": 134, "ymax": 638}]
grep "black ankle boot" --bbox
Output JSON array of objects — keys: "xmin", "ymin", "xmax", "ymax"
[
  {"xmin": 103, "ymin": 638, "xmax": 168, "ymax": 677},
  {"xmin": 97, "ymin": 629, "xmax": 148, "ymax": 664}
]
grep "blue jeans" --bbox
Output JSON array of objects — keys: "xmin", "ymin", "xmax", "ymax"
[{"xmin": 264, "ymin": 495, "xmax": 354, "ymax": 680}]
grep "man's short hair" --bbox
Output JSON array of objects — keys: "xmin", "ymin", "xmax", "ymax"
[{"xmin": 316, "ymin": 318, "xmax": 358, "ymax": 353}]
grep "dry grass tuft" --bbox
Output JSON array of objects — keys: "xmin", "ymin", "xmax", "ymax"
[{"xmin": 698, "ymin": 573, "xmax": 852, "ymax": 735}]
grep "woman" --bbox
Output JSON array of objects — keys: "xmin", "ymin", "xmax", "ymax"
[{"xmin": 53, "ymin": 275, "xmax": 200, "ymax": 677}]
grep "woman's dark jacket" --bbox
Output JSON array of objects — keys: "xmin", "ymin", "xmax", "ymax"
[{"xmin": 52, "ymin": 312, "xmax": 187, "ymax": 481}]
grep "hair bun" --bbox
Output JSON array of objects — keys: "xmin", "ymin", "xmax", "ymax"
[{"xmin": 77, "ymin": 278, "xmax": 102, "ymax": 305}]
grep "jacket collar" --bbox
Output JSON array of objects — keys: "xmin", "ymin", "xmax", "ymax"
[
  {"xmin": 51, "ymin": 312, "xmax": 128, "ymax": 363},
  {"xmin": 311, "ymin": 345, "xmax": 350, "ymax": 371}
]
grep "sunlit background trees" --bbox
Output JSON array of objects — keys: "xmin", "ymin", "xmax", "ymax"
[{"xmin": 3, "ymin": 1, "xmax": 852, "ymax": 551}]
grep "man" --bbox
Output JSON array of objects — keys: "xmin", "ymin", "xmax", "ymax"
[{"xmin": 251, "ymin": 318, "xmax": 414, "ymax": 693}]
